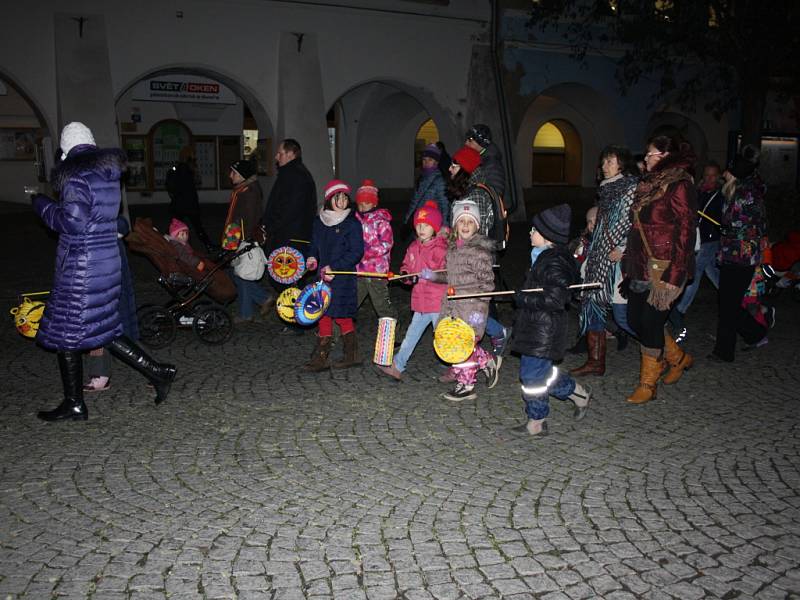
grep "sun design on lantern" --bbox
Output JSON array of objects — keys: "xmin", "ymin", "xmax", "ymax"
[{"xmin": 267, "ymin": 246, "xmax": 306, "ymax": 284}]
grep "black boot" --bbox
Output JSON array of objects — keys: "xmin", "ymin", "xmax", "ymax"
[
  {"xmin": 38, "ymin": 352, "xmax": 88, "ymax": 422},
  {"xmin": 108, "ymin": 336, "xmax": 177, "ymax": 404}
]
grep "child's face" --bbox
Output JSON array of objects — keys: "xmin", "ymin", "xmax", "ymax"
[
  {"xmin": 356, "ymin": 201, "xmax": 372, "ymax": 213},
  {"xmin": 331, "ymin": 193, "xmax": 349, "ymax": 212},
  {"xmin": 456, "ymin": 217, "xmax": 478, "ymax": 241},
  {"xmin": 529, "ymin": 226, "xmax": 548, "ymax": 248},
  {"xmin": 175, "ymin": 230, "xmax": 189, "ymax": 244},
  {"xmin": 415, "ymin": 222, "xmax": 435, "ymax": 242}
]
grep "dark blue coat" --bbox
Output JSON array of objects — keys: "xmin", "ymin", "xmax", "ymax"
[
  {"xmin": 33, "ymin": 145, "xmax": 126, "ymax": 351},
  {"xmin": 308, "ymin": 211, "xmax": 364, "ymax": 318}
]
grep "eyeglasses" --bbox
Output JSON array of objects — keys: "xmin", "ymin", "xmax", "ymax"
[
  {"xmin": 644, "ymin": 151, "xmax": 664, "ymax": 159},
  {"xmin": 450, "ymin": 162, "xmax": 460, "ymax": 169}
]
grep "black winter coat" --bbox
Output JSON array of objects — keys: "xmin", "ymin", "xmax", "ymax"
[
  {"xmin": 480, "ymin": 143, "xmax": 506, "ymax": 200},
  {"xmin": 262, "ymin": 158, "xmax": 317, "ymax": 252},
  {"xmin": 511, "ymin": 245, "xmax": 580, "ymax": 360},
  {"xmin": 165, "ymin": 162, "xmax": 200, "ymax": 215}
]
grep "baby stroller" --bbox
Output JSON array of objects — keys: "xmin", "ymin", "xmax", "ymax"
[{"xmin": 127, "ymin": 218, "xmax": 247, "ymax": 348}]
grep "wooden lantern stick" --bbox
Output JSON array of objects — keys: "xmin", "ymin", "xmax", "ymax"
[
  {"xmin": 447, "ymin": 282, "xmax": 601, "ymax": 300},
  {"xmin": 697, "ymin": 210, "xmax": 721, "ymax": 226}
]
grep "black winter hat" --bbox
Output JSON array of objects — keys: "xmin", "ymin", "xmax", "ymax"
[
  {"xmin": 230, "ymin": 159, "xmax": 256, "ymax": 180},
  {"xmin": 729, "ymin": 144, "xmax": 759, "ymax": 180},
  {"xmin": 467, "ymin": 124, "xmax": 492, "ymax": 148},
  {"xmin": 531, "ymin": 203, "xmax": 571, "ymax": 245}
]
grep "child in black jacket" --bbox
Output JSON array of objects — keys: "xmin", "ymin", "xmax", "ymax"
[{"xmin": 511, "ymin": 204, "xmax": 592, "ymax": 436}]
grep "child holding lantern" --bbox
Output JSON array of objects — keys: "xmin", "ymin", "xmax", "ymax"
[
  {"xmin": 304, "ymin": 180, "xmax": 365, "ymax": 371},
  {"xmin": 375, "ymin": 201, "xmax": 448, "ymax": 380}
]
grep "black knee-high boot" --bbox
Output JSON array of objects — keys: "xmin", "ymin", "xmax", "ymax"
[
  {"xmin": 38, "ymin": 351, "xmax": 88, "ymax": 422},
  {"xmin": 108, "ymin": 336, "xmax": 177, "ymax": 404}
]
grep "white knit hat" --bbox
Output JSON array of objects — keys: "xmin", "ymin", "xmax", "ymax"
[
  {"xmin": 451, "ymin": 199, "xmax": 481, "ymax": 228},
  {"xmin": 59, "ymin": 122, "xmax": 95, "ymax": 159}
]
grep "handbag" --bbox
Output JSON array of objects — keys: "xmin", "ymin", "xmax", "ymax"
[
  {"xmin": 633, "ymin": 207, "xmax": 670, "ymax": 283},
  {"xmin": 232, "ymin": 241, "xmax": 266, "ymax": 281}
]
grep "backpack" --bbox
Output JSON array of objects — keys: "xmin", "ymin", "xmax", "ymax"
[
  {"xmin": 476, "ymin": 183, "xmax": 510, "ymax": 251},
  {"xmin": 232, "ymin": 241, "xmax": 266, "ymax": 281}
]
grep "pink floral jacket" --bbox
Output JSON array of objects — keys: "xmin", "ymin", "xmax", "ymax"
[{"xmin": 355, "ymin": 208, "xmax": 393, "ymax": 274}]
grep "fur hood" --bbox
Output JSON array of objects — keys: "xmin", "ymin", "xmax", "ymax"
[
  {"xmin": 52, "ymin": 145, "xmax": 126, "ymax": 193},
  {"xmin": 449, "ymin": 233, "xmax": 497, "ymax": 253}
]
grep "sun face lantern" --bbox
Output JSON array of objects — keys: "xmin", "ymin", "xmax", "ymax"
[
  {"xmin": 276, "ymin": 287, "xmax": 302, "ymax": 323},
  {"xmin": 10, "ymin": 297, "xmax": 46, "ymax": 339},
  {"xmin": 267, "ymin": 246, "xmax": 306, "ymax": 285}
]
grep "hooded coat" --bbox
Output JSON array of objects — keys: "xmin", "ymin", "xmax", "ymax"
[
  {"xmin": 438, "ymin": 234, "xmax": 495, "ymax": 338},
  {"xmin": 32, "ymin": 145, "xmax": 126, "ymax": 351},
  {"xmin": 512, "ymin": 245, "xmax": 580, "ymax": 360}
]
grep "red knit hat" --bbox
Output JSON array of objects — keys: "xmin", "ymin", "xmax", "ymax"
[
  {"xmin": 452, "ymin": 146, "xmax": 481, "ymax": 174},
  {"xmin": 355, "ymin": 179, "xmax": 379, "ymax": 206},
  {"xmin": 169, "ymin": 218, "xmax": 189, "ymax": 237},
  {"xmin": 324, "ymin": 179, "xmax": 351, "ymax": 201},
  {"xmin": 414, "ymin": 200, "xmax": 443, "ymax": 233}
]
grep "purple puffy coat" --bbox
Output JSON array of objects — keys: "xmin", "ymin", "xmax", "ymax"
[{"xmin": 33, "ymin": 145, "xmax": 126, "ymax": 351}]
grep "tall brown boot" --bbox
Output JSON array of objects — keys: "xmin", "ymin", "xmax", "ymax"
[
  {"xmin": 626, "ymin": 351, "xmax": 663, "ymax": 404},
  {"xmin": 333, "ymin": 331, "xmax": 362, "ymax": 369},
  {"xmin": 303, "ymin": 336, "xmax": 332, "ymax": 372},
  {"xmin": 662, "ymin": 333, "xmax": 693, "ymax": 385},
  {"xmin": 569, "ymin": 330, "xmax": 606, "ymax": 376}
]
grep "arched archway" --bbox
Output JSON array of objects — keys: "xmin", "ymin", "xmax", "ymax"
[
  {"xmin": 114, "ymin": 66, "xmax": 274, "ymax": 198},
  {"xmin": 531, "ymin": 120, "xmax": 582, "ymax": 185},
  {"xmin": 326, "ymin": 79, "xmax": 457, "ymax": 188},
  {"xmin": 0, "ymin": 70, "xmax": 53, "ymax": 202}
]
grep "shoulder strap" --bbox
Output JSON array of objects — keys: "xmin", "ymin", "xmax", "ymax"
[{"xmin": 633, "ymin": 207, "xmax": 655, "ymax": 259}]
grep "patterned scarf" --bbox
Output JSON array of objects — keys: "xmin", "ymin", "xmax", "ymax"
[{"xmin": 579, "ymin": 175, "xmax": 637, "ymax": 333}]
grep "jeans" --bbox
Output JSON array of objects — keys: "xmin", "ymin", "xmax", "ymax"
[
  {"xmin": 484, "ymin": 315, "xmax": 505, "ymax": 338},
  {"xmin": 233, "ymin": 274, "xmax": 269, "ymax": 319},
  {"xmin": 394, "ymin": 312, "xmax": 439, "ymax": 372},
  {"xmin": 519, "ymin": 355, "xmax": 577, "ymax": 420},
  {"xmin": 675, "ymin": 241, "xmax": 721, "ymax": 315},
  {"xmin": 611, "ymin": 302, "xmax": 636, "ymax": 337}
]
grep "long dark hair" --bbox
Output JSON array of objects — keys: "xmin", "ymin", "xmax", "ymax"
[
  {"xmin": 446, "ymin": 169, "xmax": 471, "ymax": 201},
  {"xmin": 599, "ymin": 144, "xmax": 638, "ymax": 177},
  {"xmin": 323, "ymin": 192, "xmax": 350, "ymax": 211}
]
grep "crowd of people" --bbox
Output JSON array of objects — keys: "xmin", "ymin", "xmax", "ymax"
[{"xmin": 31, "ymin": 120, "xmax": 781, "ymax": 435}]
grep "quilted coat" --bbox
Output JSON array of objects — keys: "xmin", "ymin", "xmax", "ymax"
[
  {"xmin": 308, "ymin": 209, "xmax": 364, "ymax": 318},
  {"xmin": 32, "ymin": 145, "xmax": 126, "ymax": 351},
  {"xmin": 437, "ymin": 234, "xmax": 495, "ymax": 339},
  {"xmin": 355, "ymin": 207, "xmax": 393, "ymax": 274},
  {"xmin": 400, "ymin": 235, "xmax": 448, "ymax": 313},
  {"xmin": 405, "ymin": 170, "xmax": 448, "ymax": 225},
  {"xmin": 511, "ymin": 245, "xmax": 580, "ymax": 361}
]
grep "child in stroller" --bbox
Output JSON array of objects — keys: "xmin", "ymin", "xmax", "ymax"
[{"xmin": 127, "ymin": 217, "xmax": 246, "ymax": 347}]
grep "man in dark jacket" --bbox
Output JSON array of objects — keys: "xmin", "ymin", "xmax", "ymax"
[
  {"xmin": 165, "ymin": 146, "xmax": 214, "ymax": 251},
  {"xmin": 262, "ymin": 139, "xmax": 317, "ymax": 330},
  {"xmin": 465, "ymin": 124, "xmax": 505, "ymax": 199}
]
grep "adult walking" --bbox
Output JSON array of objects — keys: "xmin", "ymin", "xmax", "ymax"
[
  {"xmin": 224, "ymin": 159, "xmax": 267, "ymax": 323},
  {"xmin": 709, "ymin": 146, "xmax": 769, "ymax": 362},
  {"xmin": 669, "ymin": 161, "xmax": 724, "ymax": 344},
  {"xmin": 165, "ymin": 146, "xmax": 215, "ymax": 251},
  {"xmin": 465, "ymin": 124, "xmax": 505, "ymax": 199},
  {"xmin": 32, "ymin": 122, "xmax": 177, "ymax": 422},
  {"xmin": 571, "ymin": 145, "xmax": 638, "ymax": 377},
  {"xmin": 404, "ymin": 143, "xmax": 448, "ymax": 231},
  {"xmin": 622, "ymin": 136, "xmax": 697, "ymax": 404}
]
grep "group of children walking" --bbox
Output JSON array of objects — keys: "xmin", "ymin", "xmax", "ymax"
[{"xmin": 298, "ymin": 175, "xmax": 592, "ymax": 437}]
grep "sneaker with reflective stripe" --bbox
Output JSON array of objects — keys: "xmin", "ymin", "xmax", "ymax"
[
  {"xmin": 482, "ymin": 358, "xmax": 499, "ymax": 389},
  {"xmin": 490, "ymin": 326, "xmax": 512, "ymax": 358},
  {"xmin": 442, "ymin": 383, "xmax": 477, "ymax": 402}
]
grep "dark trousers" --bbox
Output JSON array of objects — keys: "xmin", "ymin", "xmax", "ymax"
[
  {"xmin": 713, "ymin": 264, "xmax": 766, "ymax": 362},
  {"xmin": 626, "ymin": 288, "xmax": 670, "ymax": 349}
]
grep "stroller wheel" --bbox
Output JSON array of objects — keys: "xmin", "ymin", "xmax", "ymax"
[
  {"xmin": 138, "ymin": 306, "xmax": 177, "ymax": 348},
  {"xmin": 193, "ymin": 305, "xmax": 233, "ymax": 345}
]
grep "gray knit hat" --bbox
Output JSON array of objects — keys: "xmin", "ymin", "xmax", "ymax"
[{"xmin": 531, "ymin": 203, "xmax": 571, "ymax": 244}]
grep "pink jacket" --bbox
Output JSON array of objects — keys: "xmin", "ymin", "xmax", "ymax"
[
  {"xmin": 401, "ymin": 235, "xmax": 448, "ymax": 313},
  {"xmin": 355, "ymin": 208, "xmax": 393, "ymax": 273}
]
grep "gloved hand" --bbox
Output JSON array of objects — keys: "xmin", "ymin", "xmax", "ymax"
[
  {"xmin": 306, "ymin": 257, "xmax": 318, "ymax": 271},
  {"xmin": 321, "ymin": 265, "xmax": 334, "ymax": 282},
  {"xmin": 420, "ymin": 268, "xmax": 435, "ymax": 280}
]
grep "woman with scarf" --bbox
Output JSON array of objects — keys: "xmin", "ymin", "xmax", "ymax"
[
  {"xmin": 571, "ymin": 145, "xmax": 639, "ymax": 377},
  {"xmin": 622, "ymin": 136, "xmax": 697, "ymax": 404}
]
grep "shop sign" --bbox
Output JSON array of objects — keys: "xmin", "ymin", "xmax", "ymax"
[{"xmin": 131, "ymin": 75, "xmax": 236, "ymax": 104}]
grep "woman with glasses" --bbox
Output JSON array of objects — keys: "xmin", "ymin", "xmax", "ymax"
[
  {"xmin": 621, "ymin": 135, "xmax": 697, "ymax": 404},
  {"xmin": 570, "ymin": 145, "xmax": 639, "ymax": 378}
]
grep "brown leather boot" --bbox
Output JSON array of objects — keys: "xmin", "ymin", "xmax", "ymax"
[
  {"xmin": 303, "ymin": 336, "xmax": 332, "ymax": 372},
  {"xmin": 662, "ymin": 333, "xmax": 693, "ymax": 385},
  {"xmin": 333, "ymin": 331, "xmax": 362, "ymax": 369},
  {"xmin": 569, "ymin": 330, "xmax": 606, "ymax": 376},
  {"xmin": 626, "ymin": 352, "xmax": 663, "ymax": 404}
]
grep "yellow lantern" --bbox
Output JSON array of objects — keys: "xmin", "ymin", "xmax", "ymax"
[{"xmin": 10, "ymin": 297, "xmax": 46, "ymax": 339}]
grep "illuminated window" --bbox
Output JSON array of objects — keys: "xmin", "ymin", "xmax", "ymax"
[
  {"xmin": 416, "ymin": 119, "xmax": 439, "ymax": 147},
  {"xmin": 533, "ymin": 122, "xmax": 566, "ymax": 150}
]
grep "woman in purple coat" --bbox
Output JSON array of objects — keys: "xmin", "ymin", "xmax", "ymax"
[{"xmin": 32, "ymin": 122, "xmax": 177, "ymax": 422}]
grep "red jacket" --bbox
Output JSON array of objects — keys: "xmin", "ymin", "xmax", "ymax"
[
  {"xmin": 401, "ymin": 235, "xmax": 448, "ymax": 313},
  {"xmin": 623, "ymin": 161, "xmax": 697, "ymax": 287}
]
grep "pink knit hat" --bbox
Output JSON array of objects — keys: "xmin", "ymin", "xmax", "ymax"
[
  {"xmin": 169, "ymin": 218, "xmax": 189, "ymax": 237},
  {"xmin": 324, "ymin": 179, "xmax": 351, "ymax": 201},
  {"xmin": 355, "ymin": 179, "xmax": 379, "ymax": 207},
  {"xmin": 414, "ymin": 201, "xmax": 443, "ymax": 233}
]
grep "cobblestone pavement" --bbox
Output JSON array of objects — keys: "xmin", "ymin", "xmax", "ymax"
[{"xmin": 2, "ymin": 204, "xmax": 799, "ymax": 599}]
